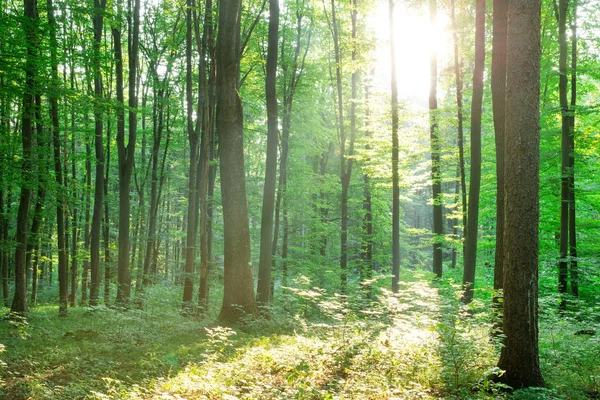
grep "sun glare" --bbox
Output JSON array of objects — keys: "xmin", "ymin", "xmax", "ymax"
[{"xmin": 369, "ymin": 1, "xmax": 452, "ymax": 108}]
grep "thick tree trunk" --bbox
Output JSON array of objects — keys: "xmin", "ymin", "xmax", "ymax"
[
  {"xmin": 496, "ymin": 0, "xmax": 544, "ymax": 387},
  {"xmin": 115, "ymin": 0, "xmax": 139, "ymax": 306},
  {"xmin": 257, "ymin": 0, "xmax": 279, "ymax": 307},
  {"xmin": 462, "ymin": 0, "xmax": 485, "ymax": 304},
  {"xmin": 182, "ymin": 0, "xmax": 199, "ymax": 310},
  {"xmin": 217, "ymin": 0, "xmax": 258, "ymax": 322},
  {"xmin": 491, "ymin": 0, "xmax": 507, "ymax": 327},
  {"xmin": 429, "ymin": 0, "xmax": 443, "ymax": 278}
]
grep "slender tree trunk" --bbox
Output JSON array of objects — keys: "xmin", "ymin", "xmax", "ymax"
[
  {"xmin": 361, "ymin": 73, "xmax": 373, "ymax": 293},
  {"xmin": 47, "ymin": 0, "xmax": 69, "ymax": 316},
  {"xmin": 90, "ymin": 0, "xmax": 107, "ymax": 307},
  {"xmin": 389, "ymin": 0, "xmax": 400, "ymax": 293},
  {"xmin": 217, "ymin": 0, "xmax": 258, "ymax": 322},
  {"xmin": 12, "ymin": 0, "xmax": 38, "ymax": 314},
  {"xmin": 462, "ymin": 0, "xmax": 485, "ymax": 304},
  {"xmin": 257, "ymin": 0, "xmax": 280, "ymax": 307},
  {"xmin": 429, "ymin": 0, "xmax": 443, "ymax": 278},
  {"xmin": 496, "ymin": 0, "xmax": 544, "ymax": 386},
  {"xmin": 81, "ymin": 143, "xmax": 92, "ymax": 304},
  {"xmin": 568, "ymin": 1, "xmax": 578, "ymax": 297},
  {"xmin": 103, "ymin": 118, "xmax": 111, "ymax": 306},
  {"xmin": 557, "ymin": 0, "xmax": 569, "ymax": 309},
  {"xmin": 450, "ymin": 0, "xmax": 466, "ymax": 263}
]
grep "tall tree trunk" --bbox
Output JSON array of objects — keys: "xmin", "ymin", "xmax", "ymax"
[
  {"xmin": 197, "ymin": 0, "xmax": 215, "ymax": 314},
  {"xmin": 12, "ymin": 0, "xmax": 38, "ymax": 314},
  {"xmin": 389, "ymin": 0, "xmax": 400, "ymax": 293},
  {"xmin": 47, "ymin": 0, "xmax": 69, "ymax": 316},
  {"xmin": 257, "ymin": 0, "xmax": 280, "ymax": 307},
  {"xmin": 217, "ymin": 0, "xmax": 258, "ymax": 323},
  {"xmin": 557, "ymin": 0, "xmax": 569, "ymax": 309},
  {"xmin": 361, "ymin": 73, "xmax": 373, "ymax": 293},
  {"xmin": 429, "ymin": 0, "xmax": 443, "ymax": 278},
  {"xmin": 90, "ymin": 0, "xmax": 107, "ymax": 307},
  {"xmin": 103, "ymin": 118, "xmax": 112, "ymax": 306},
  {"xmin": 182, "ymin": 0, "xmax": 199, "ymax": 310},
  {"xmin": 496, "ymin": 0, "xmax": 544, "ymax": 387},
  {"xmin": 450, "ymin": 0, "xmax": 467, "ymax": 266},
  {"xmin": 81, "ymin": 143, "xmax": 92, "ymax": 304},
  {"xmin": 462, "ymin": 0, "xmax": 485, "ymax": 304},
  {"xmin": 115, "ymin": 0, "xmax": 139, "ymax": 306},
  {"xmin": 491, "ymin": 0, "xmax": 507, "ymax": 326},
  {"xmin": 568, "ymin": 1, "xmax": 578, "ymax": 297}
]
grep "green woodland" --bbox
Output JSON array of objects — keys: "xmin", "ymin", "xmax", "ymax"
[{"xmin": 0, "ymin": 0, "xmax": 599, "ymax": 397}]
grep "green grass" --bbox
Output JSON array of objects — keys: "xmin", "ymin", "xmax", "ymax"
[{"xmin": 1, "ymin": 274, "xmax": 598, "ymax": 399}]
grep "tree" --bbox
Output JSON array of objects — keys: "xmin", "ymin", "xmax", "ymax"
[
  {"xmin": 429, "ymin": 0, "xmax": 443, "ymax": 278},
  {"xmin": 556, "ymin": 0, "xmax": 578, "ymax": 307},
  {"xmin": 115, "ymin": 0, "xmax": 140, "ymax": 306},
  {"xmin": 47, "ymin": 0, "xmax": 68, "ymax": 316},
  {"xmin": 182, "ymin": 0, "xmax": 198, "ymax": 310},
  {"xmin": 256, "ymin": 0, "xmax": 280, "ymax": 307},
  {"xmin": 217, "ymin": 0, "xmax": 258, "ymax": 322},
  {"xmin": 90, "ymin": 0, "xmax": 107, "ymax": 307},
  {"xmin": 496, "ymin": 0, "xmax": 544, "ymax": 387},
  {"xmin": 450, "ymin": 0, "xmax": 466, "ymax": 271},
  {"xmin": 462, "ymin": 0, "xmax": 485, "ymax": 303},
  {"xmin": 491, "ymin": 0, "xmax": 507, "ymax": 323},
  {"xmin": 11, "ymin": 0, "xmax": 38, "ymax": 314},
  {"xmin": 389, "ymin": 0, "xmax": 400, "ymax": 293}
]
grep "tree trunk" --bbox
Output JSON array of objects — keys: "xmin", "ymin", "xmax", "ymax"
[
  {"xmin": 557, "ymin": 0, "xmax": 569, "ymax": 309},
  {"xmin": 462, "ymin": 0, "xmax": 485, "ymax": 304},
  {"xmin": 450, "ymin": 0, "xmax": 466, "ymax": 266},
  {"xmin": 568, "ymin": 1, "xmax": 578, "ymax": 297},
  {"xmin": 90, "ymin": 0, "xmax": 107, "ymax": 307},
  {"xmin": 491, "ymin": 0, "xmax": 507, "ymax": 326},
  {"xmin": 257, "ymin": 0, "xmax": 279, "ymax": 307},
  {"xmin": 429, "ymin": 0, "xmax": 443, "ymax": 278},
  {"xmin": 217, "ymin": 0, "xmax": 258, "ymax": 323},
  {"xmin": 12, "ymin": 0, "xmax": 38, "ymax": 314},
  {"xmin": 47, "ymin": 0, "xmax": 69, "ymax": 316},
  {"xmin": 81, "ymin": 143, "xmax": 92, "ymax": 305},
  {"xmin": 361, "ymin": 73, "xmax": 373, "ymax": 293},
  {"xmin": 182, "ymin": 0, "xmax": 199, "ymax": 310},
  {"xmin": 496, "ymin": 0, "xmax": 544, "ymax": 387},
  {"xmin": 115, "ymin": 0, "xmax": 139, "ymax": 306},
  {"xmin": 389, "ymin": 0, "xmax": 400, "ymax": 293}
]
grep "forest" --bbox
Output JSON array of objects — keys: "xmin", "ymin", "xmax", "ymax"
[{"xmin": 0, "ymin": 0, "xmax": 599, "ymax": 397}]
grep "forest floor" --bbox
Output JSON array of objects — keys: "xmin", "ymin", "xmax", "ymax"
[{"xmin": 0, "ymin": 273, "xmax": 599, "ymax": 399}]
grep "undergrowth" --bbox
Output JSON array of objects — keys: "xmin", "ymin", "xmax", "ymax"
[{"xmin": 0, "ymin": 273, "xmax": 598, "ymax": 399}]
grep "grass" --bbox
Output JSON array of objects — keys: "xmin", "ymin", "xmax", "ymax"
[{"xmin": 1, "ymin": 273, "xmax": 599, "ymax": 399}]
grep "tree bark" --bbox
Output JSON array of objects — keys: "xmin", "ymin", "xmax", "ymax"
[
  {"xmin": 496, "ymin": 0, "xmax": 544, "ymax": 387},
  {"xmin": 389, "ymin": 0, "xmax": 400, "ymax": 293},
  {"xmin": 257, "ymin": 0, "xmax": 280, "ymax": 307},
  {"xmin": 498, "ymin": 0, "xmax": 544, "ymax": 389},
  {"xmin": 429, "ymin": 0, "xmax": 443, "ymax": 278},
  {"xmin": 12, "ymin": 0, "xmax": 38, "ymax": 314},
  {"xmin": 217, "ymin": 0, "xmax": 258, "ymax": 323},
  {"xmin": 462, "ymin": 0, "xmax": 485, "ymax": 304},
  {"xmin": 491, "ymin": 0, "xmax": 507, "ymax": 328},
  {"xmin": 90, "ymin": 0, "xmax": 107, "ymax": 307},
  {"xmin": 116, "ymin": 0, "xmax": 139, "ymax": 306}
]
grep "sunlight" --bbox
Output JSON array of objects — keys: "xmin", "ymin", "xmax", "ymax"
[{"xmin": 369, "ymin": 0, "xmax": 452, "ymax": 108}]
